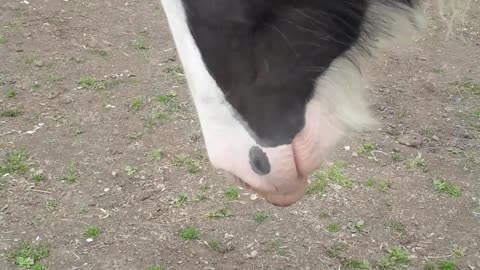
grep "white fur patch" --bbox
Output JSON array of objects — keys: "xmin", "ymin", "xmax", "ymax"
[
  {"xmin": 159, "ymin": 0, "xmax": 258, "ymax": 163},
  {"xmin": 314, "ymin": 0, "xmax": 426, "ymax": 133}
]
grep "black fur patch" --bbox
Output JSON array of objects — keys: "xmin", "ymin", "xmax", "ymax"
[{"xmin": 182, "ymin": 0, "xmax": 415, "ymax": 147}]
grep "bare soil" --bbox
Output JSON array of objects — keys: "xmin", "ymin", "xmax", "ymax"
[{"xmin": 0, "ymin": 1, "xmax": 479, "ymax": 270}]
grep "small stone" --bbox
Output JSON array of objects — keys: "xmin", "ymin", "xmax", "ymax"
[
  {"xmin": 344, "ymin": 146, "xmax": 351, "ymax": 151},
  {"xmin": 34, "ymin": 60, "xmax": 44, "ymax": 67},
  {"xmin": 398, "ymin": 133, "xmax": 423, "ymax": 148},
  {"xmin": 250, "ymin": 194, "xmax": 258, "ymax": 201},
  {"xmin": 86, "ymin": 238, "xmax": 93, "ymax": 243},
  {"xmin": 432, "ymin": 135, "xmax": 440, "ymax": 141},
  {"xmin": 444, "ymin": 106, "xmax": 453, "ymax": 112},
  {"xmin": 103, "ymin": 188, "xmax": 110, "ymax": 192},
  {"xmin": 352, "ymin": 152, "xmax": 359, "ymax": 157},
  {"xmin": 112, "ymin": 171, "xmax": 118, "ymax": 177}
]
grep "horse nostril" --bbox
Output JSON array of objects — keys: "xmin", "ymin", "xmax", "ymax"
[{"xmin": 249, "ymin": 146, "xmax": 271, "ymax": 176}]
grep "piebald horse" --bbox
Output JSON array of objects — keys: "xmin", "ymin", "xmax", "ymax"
[{"xmin": 159, "ymin": 0, "xmax": 469, "ymax": 206}]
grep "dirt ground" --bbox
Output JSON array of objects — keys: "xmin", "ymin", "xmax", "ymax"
[{"xmin": 0, "ymin": 1, "xmax": 479, "ymax": 270}]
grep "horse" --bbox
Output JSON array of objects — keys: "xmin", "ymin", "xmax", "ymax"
[{"xmin": 159, "ymin": 0, "xmax": 470, "ymax": 206}]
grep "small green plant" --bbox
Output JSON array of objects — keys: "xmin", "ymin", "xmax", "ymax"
[
  {"xmin": 0, "ymin": 34, "xmax": 7, "ymax": 44},
  {"xmin": 174, "ymin": 192, "xmax": 188, "ymax": 207},
  {"xmin": 432, "ymin": 67, "xmax": 444, "ymax": 74},
  {"xmin": 47, "ymin": 74, "xmax": 63, "ymax": 82},
  {"xmin": 406, "ymin": 152, "xmax": 427, "ymax": 171},
  {"xmin": 78, "ymin": 76, "xmax": 99, "ymax": 89},
  {"xmin": 358, "ymin": 142, "xmax": 376, "ymax": 155},
  {"xmin": 129, "ymin": 97, "xmax": 144, "ymax": 112},
  {"xmin": 224, "ymin": 186, "xmax": 240, "ymax": 200},
  {"xmin": 145, "ymin": 110, "xmax": 168, "ymax": 127},
  {"xmin": 385, "ymin": 220, "xmax": 406, "ymax": 233},
  {"xmin": 472, "ymin": 108, "xmax": 480, "ymax": 118},
  {"xmin": 451, "ymin": 245, "xmax": 465, "ymax": 257},
  {"xmin": 432, "ymin": 177, "xmax": 461, "ymax": 198},
  {"xmin": 85, "ymin": 226, "xmax": 101, "ymax": 238},
  {"xmin": 207, "ymin": 209, "xmax": 233, "ymax": 218},
  {"xmin": 32, "ymin": 263, "xmax": 47, "ymax": 270},
  {"xmin": 365, "ymin": 177, "xmax": 377, "ymax": 188},
  {"xmin": 348, "ymin": 219, "xmax": 365, "ymax": 233},
  {"xmin": 6, "ymin": 88, "xmax": 16, "ymax": 98},
  {"xmin": 207, "ymin": 240, "xmax": 224, "ymax": 252},
  {"xmin": 146, "ymin": 266, "xmax": 164, "ymax": 270},
  {"xmin": 124, "ymin": 166, "xmax": 138, "ymax": 176},
  {"xmin": 326, "ymin": 223, "xmax": 341, "ymax": 233},
  {"xmin": 32, "ymin": 173, "xmax": 45, "ymax": 184},
  {"xmin": 10, "ymin": 241, "xmax": 49, "ymax": 268},
  {"xmin": 379, "ymin": 181, "xmax": 392, "ymax": 192},
  {"xmin": 424, "ymin": 261, "xmax": 437, "ymax": 270},
  {"xmin": 179, "ymin": 226, "xmax": 200, "ymax": 240},
  {"xmin": 130, "ymin": 38, "xmax": 149, "ymax": 50},
  {"xmin": 271, "ymin": 239, "xmax": 287, "ymax": 256},
  {"xmin": 32, "ymin": 82, "xmax": 40, "ymax": 89},
  {"xmin": 145, "ymin": 149, "xmax": 163, "ymax": 160},
  {"xmin": 391, "ymin": 152, "xmax": 402, "ymax": 162},
  {"xmin": 62, "ymin": 163, "xmax": 79, "ymax": 183},
  {"xmin": 0, "ymin": 108, "xmax": 23, "ymax": 117},
  {"xmin": 163, "ymin": 65, "xmax": 184, "ymax": 75},
  {"xmin": 156, "ymin": 92, "xmax": 177, "ymax": 105},
  {"xmin": 46, "ymin": 199, "xmax": 58, "ymax": 210},
  {"xmin": 308, "ymin": 162, "xmax": 352, "ymax": 193},
  {"xmin": 436, "ymin": 260, "xmax": 456, "ymax": 270},
  {"xmin": 377, "ymin": 246, "xmax": 410, "ymax": 269},
  {"xmin": 342, "ymin": 258, "xmax": 370, "ymax": 269},
  {"xmin": 254, "ymin": 211, "xmax": 270, "ymax": 223},
  {"xmin": 325, "ymin": 163, "xmax": 353, "ymax": 187},
  {"xmin": 78, "ymin": 76, "xmax": 120, "ymax": 91},
  {"xmin": 173, "ymin": 155, "xmax": 201, "ymax": 173},
  {"xmin": 0, "ymin": 150, "xmax": 30, "ymax": 175},
  {"xmin": 306, "ymin": 173, "xmax": 328, "ymax": 195},
  {"xmin": 453, "ymin": 79, "xmax": 480, "ymax": 95}
]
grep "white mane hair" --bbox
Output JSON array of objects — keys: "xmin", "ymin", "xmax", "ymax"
[{"xmin": 313, "ymin": 0, "xmax": 472, "ymax": 134}]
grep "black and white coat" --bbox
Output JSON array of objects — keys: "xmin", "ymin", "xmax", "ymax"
[{"xmin": 160, "ymin": 0, "xmax": 466, "ymax": 206}]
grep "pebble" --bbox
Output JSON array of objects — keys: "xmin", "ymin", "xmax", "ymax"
[
  {"xmin": 398, "ymin": 133, "xmax": 423, "ymax": 148},
  {"xmin": 34, "ymin": 60, "xmax": 44, "ymax": 67},
  {"xmin": 432, "ymin": 135, "xmax": 440, "ymax": 141}
]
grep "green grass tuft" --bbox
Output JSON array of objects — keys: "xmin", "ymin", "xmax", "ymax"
[
  {"xmin": 173, "ymin": 155, "xmax": 201, "ymax": 174},
  {"xmin": 224, "ymin": 186, "xmax": 240, "ymax": 200},
  {"xmin": 342, "ymin": 258, "xmax": 370, "ymax": 269},
  {"xmin": 254, "ymin": 211, "xmax": 270, "ymax": 223},
  {"xmin": 174, "ymin": 193, "xmax": 188, "ymax": 207},
  {"xmin": 207, "ymin": 240, "xmax": 224, "ymax": 252},
  {"xmin": 377, "ymin": 246, "xmax": 410, "ymax": 269},
  {"xmin": 453, "ymin": 79, "xmax": 480, "ymax": 95},
  {"xmin": 179, "ymin": 226, "xmax": 200, "ymax": 240},
  {"xmin": 32, "ymin": 173, "xmax": 45, "ymax": 184},
  {"xmin": 145, "ymin": 149, "xmax": 163, "ymax": 160},
  {"xmin": 85, "ymin": 226, "xmax": 101, "ymax": 238},
  {"xmin": 326, "ymin": 223, "xmax": 341, "ymax": 233},
  {"xmin": 129, "ymin": 97, "xmax": 144, "ymax": 112},
  {"xmin": 406, "ymin": 152, "xmax": 427, "ymax": 172},
  {"xmin": 6, "ymin": 88, "xmax": 16, "ymax": 98},
  {"xmin": 10, "ymin": 241, "xmax": 49, "ymax": 268},
  {"xmin": 0, "ymin": 150, "xmax": 30, "ymax": 175},
  {"xmin": 46, "ymin": 199, "xmax": 58, "ymax": 211},
  {"xmin": 432, "ymin": 177, "xmax": 461, "ymax": 198},
  {"xmin": 0, "ymin": 34, "xmax": 7, "ymax": 44},
  {"xmin": 62, "ymin": 163, "xmax": 79, "ymax": 183},
  {"xmin": 0, "ymin": 108, "xmax": 23, "ymax": 117},
  {"xmin": 358, "ymin": 142, "xmax": 376, "ymax": 155},
  {"xmin": 437, "ymin": 260, "xmax": 457, "ymax": 270},
  {"xmin": 124, "ymin": 166, "xmax": 139, "ymax": 176},
  {"xmin": 145, "ymin": 266, "xmax": 164, "ymax": 270},
  {"xmin": 207, "ymin": 209, "xmax": 233, "ymax": 218}
]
